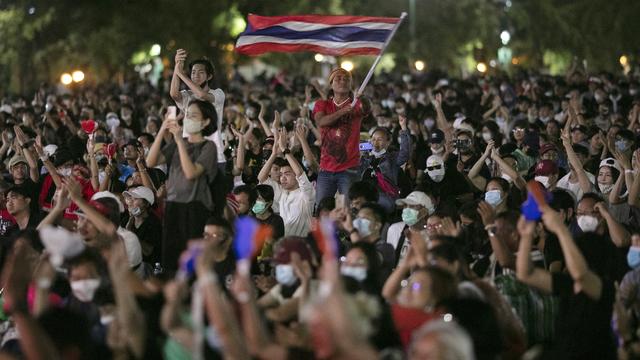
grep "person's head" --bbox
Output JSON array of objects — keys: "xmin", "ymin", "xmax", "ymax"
[
  {"xmin": 348, "ymin": 180, "xmax": 379, "ymax": 215},
  {"xmin": 597, "ymin": 158, "xmax": 621, "ymax": 193},
  {"xmin": 272, "ymin": 237, "xmax": 314, "ymax": 286},
  {"xmin": 232, "ymin": 185, "xmax": 257, "ymax": 216},
  {"xmin": 615, "ymin": 129, "xmax": 635, "ymax": 153},
  {"xmin": 352, "ymin": 202, "xmax": 386, "ymax": 241},
  {"xmin": 253, "ymin": 184, "xmax": 274, "ymax": 216},
  {"xmin": 123, "ymin": 139, "xmax": 141, "ymax": 161},
  {"xmin": 397, "ymin": 266, "xmax": 457, "ymax": 309},
  {"xmin": 370, "ymin": 127, "xmax": 391, "ymax": 152},
  {"xmin": 454, "ymin": 130, "xmax": 474, "ymax": 156},
  {"xmin": 534, "ymin": 160, "xmax": 559, "ymax": 190},
  {"xmin": 329, "ymin": 68, "xmax": 353, "ymax": 96},
  {"xmin": 6, "ymin": 186, "xmax": 32, "ymax": 216},
  {"xmin": 138, "ymin": 133, "xmax": 154, "ymax": 149},
  {"xmin": 122, "ymin": 186, "xmax": 154, "ymax": 218},
  {"xmin": 188, "ymin": 58, "xmax": 214, "ymax": 88},
  {"xmin": 279, "ymin": 164, "xmax": 298, "ymax": 191},
  {"xmin": 589, "ymin": 130, "xmax": 604, "ymax": 152},
  {"xmin": 428, "ymin": 242, "xmax": 471, "ymax": 281},
  {"xmin": 484, "ymin": 178, "xmax": 509, "ymax": 208},
  {"xmin": 272, "ymin": 157, "xmax": 288, "ymax": 184},
  {"xmin": 340, "ymin": 241, "xmax": 382, "ymax": 292},
  {"xmin": 77, "ymin": 198, "xmax": 120, "ymax": 242},
  {"xmin": 511, "ymin": 121, "xmax": 528, "ymax": 142},
  {"xmin": 550, "ymin": 189, "xmax": 576, "ymax": 225},
  {"xmin": 67, "ymin": 249, "xmax": 105, "ymax": 303},
  {"xmin": 53, "ymin": 149, "xmax": 75, "ymax": 177},
  {"xmin": 576, "ymin": 193, "xmax": 606, "ymax": 233},
  {"xmin": 425, "ymin": 154, "xmax": 446, "ymax": 183},
  {"xmin": 426, "ymin": 213, "xmax": 445, "ymax": 238},
  {"xmin": 408, "ymin": 320, "xmax": 475, "ymax": 360},
  {"xmin": 203, "ymin": 216, "xmax": 233, "ymax": 248},
  {"xmin": 145, "ymin": 118, "xmax": 161, "ymax": 136},
  {"xmin": 571, "ymin": 125, "xmax": 588, "ymax": 144},
  {"xmin": 429, "ymin": 129, "xmax": 446, "ymax": 155},
  {"xmin": 38, "ymin": 307, "xmax": 92, "ymax": 360},
  {"xmin": 316, "ymin": 196, "xmax": 335, "ymax": 218},
  {"xmin": 539, "ymin": 143, "xmax": 559, "ymax": 162},
  {"xmin": 481, "ymin": 121, "xmax": 501, "ymax": 143},
  {"xmin": 8, "ymin": 155, "xmax": 28, "ymax": 182},
  {"xmin": 545, "ymin": 119, "xmax": 561, "ymax": 138},
  {"xmin": 493, "ymin": 211, "xmax": 521, "ymax": 252},
  {"xmin": 397, "ymin": 191, "xmax": 435, "ymax": 227},
  {"xmin": 184, "ymin": 99, "xmax": 217, "ymax": 136}
]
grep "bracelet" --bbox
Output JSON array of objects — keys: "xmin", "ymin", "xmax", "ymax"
[{"xmin": 625, "ymin": 169, "xmax": 635, "ymax": 174}]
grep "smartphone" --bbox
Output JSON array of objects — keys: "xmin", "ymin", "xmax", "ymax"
[
  {"xmin": 335, "ymin": 193, "xmax": 346, "ymax": 210},
  {"xmin": 167, "ymin": 106, "xmax": 177, "ymax": 120},
  {"xmin": 359, "ymin": 142, "xmax": 373, "ymax": 152}
]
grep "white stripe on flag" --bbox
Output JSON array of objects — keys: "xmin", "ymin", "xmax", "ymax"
[
  {"xmin": 273, "ymin": 21, "xmax": 396, "ymax": 32},
  {"xmin": 236, "ymin": 35, "xmax": 385, "ymax": 49}
]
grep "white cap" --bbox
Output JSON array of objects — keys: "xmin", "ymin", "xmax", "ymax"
[
  {"xmin": 123, "ymin": 186, "xmax": 154, "ymax": 206},
  {"xmin": 396, "ymin": 191, "xmax": 435, "ymax": 215},
  {"xmin": 43, "ymin": 144, "xmax": 58, "ymax": 157},
  {"xmin": 91, "ymin": 191, "xmax": 125, "ymax": 213},
  {"xmin": 117, "ymin": 227, "xmax": 142, "ymax": 271},
  {"xmin": 599, "ymin": 157, "xmax": 621, "ymax": 172},
  {"xmin": 106, "ymin": 112, "xmax": 119, "ymax": 120}
]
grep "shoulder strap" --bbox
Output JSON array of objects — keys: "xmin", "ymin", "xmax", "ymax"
[{"xmin": 394, "ymin": 225, "xmax": 409, "ymax": 267}]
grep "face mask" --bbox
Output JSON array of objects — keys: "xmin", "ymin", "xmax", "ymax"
[
  {"xmin": 481, "ymin": 132, "xmax": 492, "ymax": 142},
  {"xmin": 275, "ymin": 264, "xmax": 297, "ymax": 286},
  {"xmin": 59, "ymin": 168, "xmax": 72, "ymax": 177},
  {"xmin": 627, "ymin": 246, "xmax": 640, "ymax": 269},
  {"xmin": 341, "ymin": 266, "xmax": 367, "ymax": 282},
  {"xmin": 396, "ymin": 107, "xmax": 406, "ymax": 115},
  {"xmin": 539, "ymin": 116, "xmax": 551, "ymax": 124},
  {"xmin": 430, "ymin": 145, "xmax": 444, "ymax": 155},
  {"xmin": 106, "ymin": 117, "xmax": 120, "ymax": 130},
  {"xmin": 615, "ymin": 140, "xmax": 628, "ymax": 152},
  {"xmin": 484, "ymin": 190, "xmax": 503, "ymax": 207},
  {"xmin": 246, "ymin": 108, "xmax": 256, "ymax": 119},
  {"xmin": 302, "ymin": 158, "xmax": 311, "ymax": 169},
  {"xmin": 427, "ymin": 166, "xmax": 445, "ymax": 182},
  {"xmin": 71, "ymin": 279, "xmax": 101, "ymax": 302},
  {"xmin": 129, "ymin": 207, "xmax": 142, "ymax": 217},
  {"xmin": 402, "ymin": 208, "xmax": 420, "ymax": 226},
  {"xmin": 95, "ymin": 154, "xmax": 106, "ymax": 163},
  {"xmin": 594, "ymin": 94, "xmax": 604, "ymax": 103},
  {"xmin": 252, "ymin": 200, "xmax": 268, "ymax": 215},
  {"xmin": 577, "ymin": 215, "xmax": 599, "ymax": 233},
  {"xmin": 183, "ymin": 118, "xmax": 203, "ymax": 134},
  {"xmin": 424, "ymin": 118, "xmax": 435, "ymax": 129},
  {"xmin": 352, "ymin": 217, "xmax": 372, "ymax": 238},
  {"xmin": 534, "ymin": 176, "xmax": 550, "ymax": 189},
  {"xmin": 371, "ymin": 148, "xmax": 387, "ymax": 158},
  {"xmin": 598, "ymin": 182, "xmax": 614, "ymax": 194}
]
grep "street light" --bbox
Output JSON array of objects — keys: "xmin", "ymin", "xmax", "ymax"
[
  {"xmin": 476, "ymin": 62, "xmax": 487, "ymax": 73},
  {"xmin": 620, "ymin": 55, "xmax": 629, "ymax": 66},
  {"xmin": 340, "ymin": 60, "xmax": 354, "ymax": 72},
  {"xmin": 60, "ymin": 73, "xmax": 73, "ymax": 85},
  {"xmin": 414, "ymin": 60, "xmax": 425, "ymax": 71},
  {"xmin": 500, "ymin": 30, "xmax": 511, "ymax": 45},
  {"xmin": 72, "ymin": 70, "xmax": 85, "ymax": 83},
  {"xmin": 149, "ymin": 44, "xmax": 161, "ymax": 57},
  {"xmin": 314, "ymin": 54, "xmax": 325, "ymax": 62}
]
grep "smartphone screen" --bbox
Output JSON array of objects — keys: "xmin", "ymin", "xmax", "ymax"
[
  {"xmin": 167, "ymin": 106, "xmax": 177, "ymax": 119},
  {"xmin": 359, "ymin": 142, "xmax": 373, "ymax": 152}
]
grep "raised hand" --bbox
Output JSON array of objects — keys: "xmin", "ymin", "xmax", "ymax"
[
  {"xmin": 399, "ymin": 115, "xmax": 407, "ymax": 131},
  {"xmin": 517, "ymin": 215, "xmax": 536, "ymax": 238},
  {"xmin": 477, "ymin": 201, "xmax": 497, "ymax": 226},
  {"xmin": 431, "ymin": 93, "xmax": 442, "ymax": 109},
  {"xmin": 174, "ymin": 49, "xmax": 187, "ymax": 71},
  {"xmin": 294, "ymin": 121, "xmax": 308, "ymax": 140},
  {"xmin": 277, "ymin": 127, "xmax": 288, "ymax": 152}
]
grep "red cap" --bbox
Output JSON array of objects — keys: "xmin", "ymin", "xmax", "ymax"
[
  {"xmin": 534, "ymin": 160, "xmax": 559, "ymax": 176},
  {"xmin": 539, "ymin": 143, "xmax": 557, "ymax": 156},
  {"xmin": 272, "ymin": 237, "xmax": 314, "ymax": 264}
]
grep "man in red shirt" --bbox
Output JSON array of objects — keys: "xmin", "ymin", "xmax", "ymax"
[{"xmin": 313, "ymin": 68, "xmax": 369, "ymax": 205}]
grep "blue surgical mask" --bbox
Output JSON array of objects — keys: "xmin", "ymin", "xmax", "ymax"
[
  {"xmin": 341, "ymin": 265, "xmax": 367, "ymax": 282},
  {"xmin": 252, "ymin": 200, "xmax": 268, "ymax": 215},
  {"xmin": 628, "ymin": 246, "xmax": 640, "ymax": 269},
  {"xmin": 402, "ymin": 208, "xmax": 420, "ymax": 226},
  {"xmin": 484, "ymin": 190, "xmax": 503, "ymax": 207},
  {"xmin": 275, "ymin": 264, "xmax": 297, "ymax": 286},
  {"xmin": 352, "ymin": 217, "xmax": 372, "ymax": 237}
]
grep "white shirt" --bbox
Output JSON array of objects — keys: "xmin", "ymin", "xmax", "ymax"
[
  {"xmin": 179, "ymin": 88, "xmax": 226, "ymax": 163},
  {"xmin": 386, "ymin": 221, "xmax": 407, "ymax": 250},
  {"xmin": 276, "ymin": 174, "xmax": 315, "ymax": 237},
  {"xmin": 261, "ymin": 177, "xmax": 282, "ymax": 214},
  {"xmin": 557, "ymin": 171, "xmax": 596, "ymax": 201},
  {"xmin": 117, "ymin": 227, "xmax": 143, "ymax": 277}
]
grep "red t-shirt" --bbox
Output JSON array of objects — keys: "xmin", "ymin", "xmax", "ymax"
[
  {"xmin": 313, "ymin": 98, "xmax": 363, "ymax": 172},
  {"xmin": 391, "ymin": 304, "xmax": 441, "ymax": 348}
]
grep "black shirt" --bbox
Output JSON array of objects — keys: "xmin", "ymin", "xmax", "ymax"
[
  {"xmin": 130, "ymin": 212, "xmax": 162, "ymax": 264},
  {"xmin": 254, "ymin": 212, "xmax": 285, "ymax": 240}
]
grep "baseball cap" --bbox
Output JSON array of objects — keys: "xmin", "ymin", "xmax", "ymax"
[
  {"xmin": 395, "ymin": 191, "xmax": 435, "ymax": 215},
  {"xmin": 539, "ymin": 143, "xmax": 558, "ymax": 156},
  {"xmin": 599, "ymin": 157, "xmax": 621, "ymax": 172},
  {"xmin": 123, "ymin": 186, "xmax": 154, "ymax": 206},
  {"xmin": 74, "ymin": 200, "xmax": 113, "ymax": 218},
  {"xmin": 429, "ymin": 129, "xmax": 445, "ymax": 144},
  {"xmin": 91, "ymin": 191, "xmax": 125, "ymax": 213},
  {"xmin": 534, "ymin": 160, "xmax": 559, "ymax": 176},
  {"xmin": 43, "ymin": 144, "xmax": 58, "ymax": 157},
  {"xmin": 117, "ymin": 227, "xmax": 143, "ymax": 271},
  {"xmin": 272, "ymin": 237, "xmax": 314, "ymax": 264},
  {"xmin": 8, "ymin": 155, "xmax": 27, "ymax": 168},
  {"xmin": 6, "ymin": 184, "xmax": 33, "ymax": 199}
]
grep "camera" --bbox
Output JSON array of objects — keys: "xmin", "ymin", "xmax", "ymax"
[{"xmin": 454, "ymin": 139, "xmax": 471, "ymax": 150}]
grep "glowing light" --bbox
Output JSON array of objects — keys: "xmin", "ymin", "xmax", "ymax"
[
  {"xmin": 620, "ymin": 55, "xmax": 629, "ymax": 66},
  {"xmin": 476, "ymin": 62, "xmax": 487, "ymax": 73},
  {"xmin": 149, "ymin": 44, "xmax": 161, "ymax": 56},
  {"xmin": 512, "ymin": 58, "xmax": 519, "ymax": 65},
  {"xmin": 414, "ymin": 60, "xmax": 425, "ymax": 71},
  {"xmin": 340, "ymin": 60, "xmax": 354, "ymax": 72},
  {"xmin": 489, "ymin": 60, "xmax": 497, "ymax": 67},
  {"xmin": 60, "ymin": 73, "xmax": 73, "ymax": 85},
  {"xmin": 443, "ymin": 313, "xmax": 453, "ymax": 322},
  {"xmin": 71, "ymin": 70, "xmax": 85, "ymax": 82},
  {"xmin": 500, "ymin": 30, "xmax": 511, "ymax": 45},
  {"xmin": 315, "ymin": 53, "xmax": 325, "ymax": 62}
]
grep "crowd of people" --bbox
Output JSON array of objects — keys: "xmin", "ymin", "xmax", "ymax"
[{"xmin": 0, "ymin": 48, "xmax": 639, "ymax": 359}]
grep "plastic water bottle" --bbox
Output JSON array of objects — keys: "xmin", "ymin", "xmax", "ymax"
[{"xmin": 153, "ymin": 262, "xmax": 163, "ymax": 276}]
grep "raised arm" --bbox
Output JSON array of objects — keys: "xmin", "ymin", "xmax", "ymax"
[
  {"xmin": 169, "ymin": 49, "xmax": 186, "ymax": 104},
  {"xmin": 66, "ymin": 177, "xmax": 117, "ymax": 236},
  {"xmin": 278, "ymin": 128, "xmax": 303, "ymax": 176},
  {"xmin": 231, "ymin": 126, "xmax": 246, "ymax": 177},
  {"xmin": 37, "ymin": 188, "xmax": 71, "ymax": 230},
  {"xmin": 595, "ymin": 202, "xmax": 631, "ymax": 248},
  {"xmin": 145, "ymin": 116, "xmax": 169, "ymax": 168},
  {"xmin": 515, "ymin": 216, "xmax": 552, "ymax": 293},
  {"xmin": 294, "ymin": 122, "xmax": 319, "ymax": 172},
  {"xmin": 541, "ymin": 206, "xmax": 602, "ymax": 300},
  {"xmin": 171, "ymin": 126, "xmax": 208, "ymax": 180},
  {"xmin": 479, "ymin": 201, "xmax": 515, "ymax": 269},
  {"xmin": 561, "ymin": 129, "xmax": 592, "ymax": 193},
  {"xmin": 491, "ymin": 148, "xmax": 526, "ymax": 190},
  {"xmin": 468, "ymin": 141, "xmax": 493, "ymax": 191},
  {"xmin": 136, "ymin": 150, "xmax": 157, "ymax": 194},
  {"xmin": 14, "ymin": 126, "xmax": 39, "ymax": 183},
  {"xmin": 257, "ymin": 103, "xmax": 274, "ymax": 138}
]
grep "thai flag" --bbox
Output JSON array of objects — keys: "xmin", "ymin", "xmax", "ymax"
[{"xmin": 235, "ymin": 14, "xmax": 402, "ymax": 56}]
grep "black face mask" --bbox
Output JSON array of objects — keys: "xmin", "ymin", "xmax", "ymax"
[{"xmin": 350, "ymin": 207, "xmax": 359, "ymax": 218}]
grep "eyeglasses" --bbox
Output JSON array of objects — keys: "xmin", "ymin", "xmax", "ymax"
[
  {"xmin": 426, "ymin": 165, "xmax": 442, "ymax": 171},
  {"xmin": 512, "ymin": 128, "xmax": 525, "ymax": 133}
]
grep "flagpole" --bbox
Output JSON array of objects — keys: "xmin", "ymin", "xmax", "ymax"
[{"xmin": 352, "ymin": 12, "xmax": 408, "ymax": 106}]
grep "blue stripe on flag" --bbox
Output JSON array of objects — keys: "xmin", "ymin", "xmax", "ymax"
[{"xmin": 241, "ymin": 25, "xmax": 391, "ymax": 43}]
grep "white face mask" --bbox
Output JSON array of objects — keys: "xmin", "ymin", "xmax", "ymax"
[
  {"xmin": 183, "ymin": 118, "xmax": 203, "ymax": 134},
  {"xmin": 426, "ymin": 155, "xmax": 446, "ymax": 183},
  {"xmin": 371, "ymin": 148, "xmax": 387, "ymax": 158},
  {"xmin": 428, "ymin": 169, "xmax": 445, "ymax": 182},
  {"xmin": 598, "ymin": 182, "xmax": 614, "ymax": 194},
  {"xmin": 341, "ymin": 265, "xmax": 367, "ymax": 282},
  {"xmin": 577, "ymin": 215, "xmax": 599, "ymax": 233},
  {"xmin": 534, "ymin": 175, "xmax": 550, "ymax": 189},
  {"xmin": 71, "ymin": 279, "xmax": 101, "ymax": 302},
  {"xmin": 275, "ymin": 264, "xmax": 297, "ymax": 286},
  {"xmin": 430, "ymin": 145, "xmax": 444, "ymax": 155},
  {"xmin": 424, "ymin": 118, "xmax": 435, "ymax": 129},
  {"xmin": 481, "ymin": 132, "xmax": 492, "ymax": 142},
  {"xmin": 129, "ymin": 207, "xmax": 142, "ymax": 217},
  {"xmin": 58, "ymin": 168, "xmax": 72, "ymax": 177}
]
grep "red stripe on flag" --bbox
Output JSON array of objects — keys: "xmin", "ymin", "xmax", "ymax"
[
  {"xmin": 247, "ymin": 14, "xmax": 399, "ymax": 30},
  {"xmin": 235, "ymin": 43, "xmax": 381, "ymax": 56}
]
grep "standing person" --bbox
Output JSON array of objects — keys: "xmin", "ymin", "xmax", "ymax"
[
  {"xmin": 146, "ymin": 99, "xmax": 218, "ymax": 272},
  {"xmin": 313, "ymin": 68, "xmax": 369, "ymax": 204}
]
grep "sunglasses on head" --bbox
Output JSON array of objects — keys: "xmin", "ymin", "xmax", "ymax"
[{"xmin": 427, "ymin": 165, "xmax": 442, "ymax": 171}]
